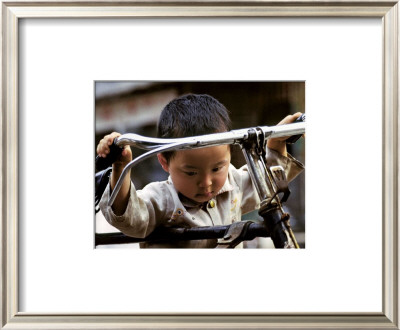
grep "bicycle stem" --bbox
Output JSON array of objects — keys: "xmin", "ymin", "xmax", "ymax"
[
  {"xmin": 240, "ymin": 128, "xmax": 299, "ymax": 248},
  {"xmin": 243, "ymin": 147, "xmax": 299, "ymax": 248}
]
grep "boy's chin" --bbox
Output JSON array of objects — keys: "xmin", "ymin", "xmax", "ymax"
[
  {"xmin": 193, "ymin": 193, "xmax": 214, "ymax": 203},
  {"xmin": 179, "ymin": 192, "xmax": 214, "ymax": 204},
  {"xmin": 193, "ymin": 197, "xmax": 211, "ymax": 203}
]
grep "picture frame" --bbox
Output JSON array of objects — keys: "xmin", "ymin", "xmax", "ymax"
[{"xmin": 1, "ymin": 0, "xmax": 398, "ymax": 328}]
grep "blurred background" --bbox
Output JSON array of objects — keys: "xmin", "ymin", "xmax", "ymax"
[{"xmin": 95, "ymin": 81, "xmax": 305, "ymax": 248}]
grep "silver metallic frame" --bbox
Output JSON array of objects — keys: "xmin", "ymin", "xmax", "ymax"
[{"xmin": 1, "ymin": 1, "xmax": 398, "ymax": 329}]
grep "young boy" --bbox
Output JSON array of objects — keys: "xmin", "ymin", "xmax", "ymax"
[{"xmin": 98, "ymin": 94, "xmax": 304, "ymax": 248}]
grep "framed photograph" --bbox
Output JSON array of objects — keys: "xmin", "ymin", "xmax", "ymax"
[{"xmin": 2, "ymin": 0, "xmax": 398, "ymax": 328}]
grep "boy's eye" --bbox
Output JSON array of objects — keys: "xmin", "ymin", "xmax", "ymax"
[
  {"xmin": 212, "ymin": 167, "xmax": 221, "ymax": 172},
  {"xmin": 184, "ymin": 171, "xmax": 197, "ymax": 176}
]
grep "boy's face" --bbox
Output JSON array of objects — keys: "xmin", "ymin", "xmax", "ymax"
[{"xmin": 158, "ymin": 145, "xmax": 231, "ymax": 203}]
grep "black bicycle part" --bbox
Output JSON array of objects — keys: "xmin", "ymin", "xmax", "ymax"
[
  {"xmin": 95, "ymin": 167, "xmax": 112, "ymax": 212},
  {"xmin": 216, "ymin": 221, "xmax": 256, "ymax": 248},
  {"xmin": 95, "ymin": 221, "xmax": 270, "ymax": 246},
  {"xmin": 95, "ymin": 139, "xmax": 123, "ymax": 172},
  {"xmin": 286, "ymin": 113, "xmax": 305, "ymax": 144},
  {"xmin": 259, "ymin": 206, "xmax": 292, "ymax": 248}
]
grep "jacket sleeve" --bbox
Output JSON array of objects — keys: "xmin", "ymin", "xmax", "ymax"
[
  {"xmin": 99, "ymin": 181, "xmax": 171, "ymax": 238},
  {"xmin": 235, "ymin": 147, "xmax": 304, "ymax": 215},
  {"xmin": 265, "ymin": 148, "xmax": 305, "ymax": 182}
]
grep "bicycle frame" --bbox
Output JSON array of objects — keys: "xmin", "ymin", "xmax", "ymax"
[{"xmin": 101, "ymin": 121, "xmax": 305, "ymax": 249}]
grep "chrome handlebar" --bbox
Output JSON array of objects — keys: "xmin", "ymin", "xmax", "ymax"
[
  {"xmin": 108, "ymin": 122, "xmax": 305, "ymax": 207},
  {"xmin": 115, "ymin": 122, "xmax": 305, "ymax": 151}
]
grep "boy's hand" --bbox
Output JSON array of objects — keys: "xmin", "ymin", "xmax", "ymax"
[
  {"xmin": 96, "ymin": 132, "xmax": 132, "ymax": 168},
  {"xmin": 267, "ymin": 112, "xmax": 304, "ymax": 156},
  {"xmin": 97, "ymin": 132, "xmax": 132, "ymax": 214}
]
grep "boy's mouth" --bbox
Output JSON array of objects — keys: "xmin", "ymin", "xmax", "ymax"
[{"xmin": 196, "ymin": 191, "xmax": 213, "ymax": 198}]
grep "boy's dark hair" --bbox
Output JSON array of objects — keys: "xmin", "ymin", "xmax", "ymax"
[{"xmin": 157, "ymin": 94, "xmax": 232, "ymax": 163}]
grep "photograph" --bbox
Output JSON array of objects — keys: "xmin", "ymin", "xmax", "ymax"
[{"xmin": 94, "ymin": 81, "xmax": 305, "ymax": 249}]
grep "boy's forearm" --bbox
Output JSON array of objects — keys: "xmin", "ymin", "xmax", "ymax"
[{"xmin": 110, "ymin": 164, "xmax": 131, "ymax": 216}]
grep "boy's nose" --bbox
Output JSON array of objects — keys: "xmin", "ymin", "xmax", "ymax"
[{"xmin": 198, "ymin": 174, "xmax": 212, "ymax": 188}]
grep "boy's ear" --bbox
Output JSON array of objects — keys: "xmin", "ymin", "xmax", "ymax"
[{"xmin": 157, "ymin": 153, "xmax": 169, "ymax": 173}]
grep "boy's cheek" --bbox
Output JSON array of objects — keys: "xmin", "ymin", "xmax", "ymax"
[{"xmin": 172, "ymin": 174, "xmax": 194, "ymax": 191}]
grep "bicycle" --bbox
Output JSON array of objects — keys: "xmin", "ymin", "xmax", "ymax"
[{"xmin": 95, "ymin": 115, "xmax": 305, "ymax": 249}]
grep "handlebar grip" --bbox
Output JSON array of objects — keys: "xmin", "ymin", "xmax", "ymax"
[
  {"xmin": 95, "ymin": 139, "xmax": 123, "ymax": 171},
  {"xmin": 286, "ymin": 113, "xmax": 306, "ymax": 144}
]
